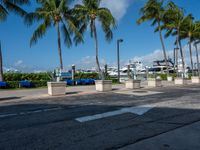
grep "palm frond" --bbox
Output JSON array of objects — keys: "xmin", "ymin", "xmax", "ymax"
[{"xmin": 30, "ymin": 18, "xmax": 51, "ymax": 46}]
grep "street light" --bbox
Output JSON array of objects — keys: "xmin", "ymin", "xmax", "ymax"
[{"xmin": 117, "ymin": 39, "xmax": 123, "ymax": 83}]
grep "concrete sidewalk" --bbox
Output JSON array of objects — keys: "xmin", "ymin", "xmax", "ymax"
[
  {"xmin": 0, "ymin": 84, "xmax": 125, "ymax": 101},
  {"xmin": 120, "ymin": 121, "xmax": 200, "ymax": 150},
  {"xmin": 0, "ymin": 80, "xmax": 192, "ymax": 102}
]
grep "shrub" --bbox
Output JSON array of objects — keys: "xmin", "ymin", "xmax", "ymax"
[
  {"xmin": 1, "ymin": 80, "xmax": 48, "ymax": 89},
  {"xmin": 147, "ymin": 73, "xmax": 176, "ymax": 80},
  {"xmin": 6, "ymin": 81, "xmax": 20, "ymax": 88},
  {"xmin": 32, "ymin": 80, "xmax": 47, "ymax": 87},
  {"xmin": 3, "ymin": 72, "xmax": 52, "ymax": 81},
  {"xmin": 75, "ymin": 72, "xmax": 98, "ymax": 79}
]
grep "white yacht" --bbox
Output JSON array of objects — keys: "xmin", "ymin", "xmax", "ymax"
[
  {"xmin": 108, "ymin": 61, "xmax": 146, "ymax": 77},
  {"xmin": 148, "ymin": 59, "xmax": 175, "ymax": 74}
]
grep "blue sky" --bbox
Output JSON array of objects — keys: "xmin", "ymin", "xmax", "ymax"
[{"xmin": 1, "ymin": 0, "xmax": 200, "ymax": 72}]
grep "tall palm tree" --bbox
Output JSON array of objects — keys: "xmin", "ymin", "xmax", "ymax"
[
  {"xmin": 180, "ymin": 15, "xmax": 200, "ymax": 75},
  {"xmin": 163, "ymin": 1, "xmax": 187, "ymax": 75},
  {"xmin": 25, "ymin": 0, "xmax": 84, "ymax": 70},
  {"xmin": 0, "ymin": 41, "xmax": 3, "ymax": 81},
  {"xmin": 193, "ymin": 22, "xmax": 200, "ymax": 76},
  {"xmin": 192, "ymin": 21, "xmax": 200, "ymax": 76},
  {"xmin": 74, "ymin": 0, "xmax": 116, "ymax": 79},
  {"xmin": 0, "ymin": 0, "xmax": 30, "ymax": 81},
  {"xmin": 194, "ymin": 40, "xmax": 200, "ymax": 76},
  {"xmin": 137, "ymin": 0, "xmax": 169, "ymax": 75}
]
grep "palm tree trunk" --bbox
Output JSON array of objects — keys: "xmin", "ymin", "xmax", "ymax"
[
  {"xmin": 178, "ymin": 39, "xmax": 185, "ymax": 76},
  {"xmin": 189, "ymin": 37, "xmax": 194, "ymax": 75},
  {"xmin": 92, "ymin": 20, "xmax": 102, "ymax": 79},
  {"xmin": 56, "ymin": 22, "xmax": 63, "ymax": 70},
  {"xmin": 176, "ymin": 35, "xmax": 179, "ymax": 76},
  {"xmin": 158, "ymin": 21, "xmax": 169, "ymax": 75},
  {"xmin": 194, "ymin": 43, "xmax": 200, "ymax": 77},
  {"xmin": 0, "ymin": 41, "xmax": 3, "ymax": 82}
]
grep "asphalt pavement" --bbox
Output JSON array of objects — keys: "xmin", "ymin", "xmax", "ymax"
[{"xmin": 0, "ymin": 83, "xmax": 200, "ymax": 150}]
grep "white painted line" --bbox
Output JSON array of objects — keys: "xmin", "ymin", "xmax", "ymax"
[
  {"xmin": 75, "ymin": 105, "xmax": 153, "ymax": 123},
  {"xmin": 0, "ymin": 107, "xmax": 63, "ymax": 119},
  {"xmin": 0, "ymin": 113, "xmax": 17, "ymax": 118}
]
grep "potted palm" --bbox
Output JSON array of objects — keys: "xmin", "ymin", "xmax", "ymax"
[
  {"xmin": 26, "ymin": 0, "xmax": 83, "ymax": 95},
  {"xmin": 147, "ymin": 75, "xmax": 162, "ymax": 87},
  {"xmin": 174, "ymin": 76, "xmax": 186, "ymax": 85},
  {"xmin": 125, "ymin": 66, "xmax": 141, "ymax": 89},
  {"xmin": 74, "ymin": 0, "xmax": 116, "ymax": 92},
  {"xmin": 192, "ymin": 41, "xmax": 200, "ymax": 83},
  {"xmin": 167, "ymin": 74, "xmax": 173, "ymax": 81}
]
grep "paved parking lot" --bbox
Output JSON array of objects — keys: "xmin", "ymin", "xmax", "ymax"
[{"xmin": 0, "ymin": 83, "xmax": 200, "ymax": 150}]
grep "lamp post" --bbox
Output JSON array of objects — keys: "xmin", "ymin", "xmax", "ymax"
[{"xmin": 117, "ymin": 39, "xmax": 123, "ymax": 83}]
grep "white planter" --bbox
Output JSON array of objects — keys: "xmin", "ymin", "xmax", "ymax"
[
  {"xmin": 95, "ymin": 80, "xmax": 112, "ymax": 92},
  {"xmin": 48, "ymin": 82, "xmax": 66, "ymax": 96},
  {"xmin": 148, "ymin": 78, "xmax": 162, "ymax": 87},
  {"xmin": 167, "ymin": 76, "xmax": 173, "ymax": 81},
  {"xmin": 125, "ymin": 79, "xmax": 141, "ymax": 89},
  {"xmin": 191, "ymin": 76, "xmax": 200, "ymax": 84},
  {"xmin": 174, "ymin": 78, "xmax": 186, "ymax": 85}
]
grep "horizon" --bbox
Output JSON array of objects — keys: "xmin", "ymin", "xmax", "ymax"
[{"xmin": 1, "ymin": 0, "xmax": 200, "ymax": 73}]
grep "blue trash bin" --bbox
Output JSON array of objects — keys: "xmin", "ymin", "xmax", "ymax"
[
  {"xmin": 0, "ymin": 82, "xmax": 7, "ymax": 88},
  {"xmin": 19, "ymin": 80, "xmax": 32, "ymax": 88}
]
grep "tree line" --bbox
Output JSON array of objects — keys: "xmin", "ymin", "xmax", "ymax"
[
  {"xmin": 0, "ymin": 0, "xmax": 200, "ymax": 82},
  {"xmin": 0, "ymin": 0, "xmax": 115, "ymax": 81},
  {"xmin": 137, "ymin": 0, "xmax": 200, "ymax": 76}
]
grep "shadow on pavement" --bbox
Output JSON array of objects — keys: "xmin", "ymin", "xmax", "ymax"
[
  {"xmin": 0, "ymin": 97, "xmax": 22, "ymax": 101},
  {"xmin": 0, "ymin": 97, "xmax": 200, "ymax": 150}
]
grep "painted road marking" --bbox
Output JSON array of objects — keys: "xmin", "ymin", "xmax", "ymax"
[
  {"xmin": 75, "ymin": 105, "xmax": 153, "ymax": 123},
  {"xmin": 0, "ymin": 107, "xmax": 63, "ymax": 119},
  {"xmin": 114, "ymin": 90, "xmax": 163, "ymax": 96}
]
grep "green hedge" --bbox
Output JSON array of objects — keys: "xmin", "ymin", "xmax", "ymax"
[
  {"xmin": 3, "ymin": 72, "xmax": 52, "ymax": 81},
  {"xmin": 32, "ymin": 80, "xmax": 48, "ymax": 87},
  {"xmin": 147, "ymin": 73, "xmax": 177, "ymax": 80},
  {"xmin": 6, "ymin": 81, "xmax": 20, "ymax": 88},
  {"xmin": 75, "ymin": 72, "xmax": 98, "ymax": 79},
  {"xmin": 1, "ymin": 80, "xmax": 48, "ymax": 89}
]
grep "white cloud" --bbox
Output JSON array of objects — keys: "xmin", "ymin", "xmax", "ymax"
[
  {"xmin": 14, "ymin": 60, "xmax": 23, "ymax": 67},
  {"xmin": 101, "ymin": 0, "xmax": 133, "ymax": 21},
  {"xmin": 74, "ymin": 56, "xmax": 106, "ymax": 69},
  {"xmin": 131, "ymin": 44, "xmax": 200, "ymax": 68},
  {"xmin": 4, "ymin": 60, "xmax": 47, "ymax": 73},
  {"xmin": 72, "ymin": 0, "xmax": 133, "ymax": 21},
  {"xmin": 132, "ymin": 49, "xmax": 173, "ymax": 66}
]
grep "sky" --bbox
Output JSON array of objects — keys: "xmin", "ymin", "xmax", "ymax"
[{"xmin": 0, "ymin": 0, "xmax": 200, "ymax": 72}]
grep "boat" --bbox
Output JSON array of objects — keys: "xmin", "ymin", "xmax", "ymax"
[{"xmin": 148, "ymin": 59, "xmax": 175, "ymax": 74}]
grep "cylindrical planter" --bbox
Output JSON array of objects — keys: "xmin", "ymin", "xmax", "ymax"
[
  {"xmin": 48, "ymin": 82, "xmax": 66, "ymax": 96},
  {"xmin": 125, "ymin": 79, "xmax": 141, "ymax": 89},
  {"xmin": 191, "ymin": 76, "xmax": 200, "ymax": 84},
  {"xmin": 95, "ymin": 80, "xmax": 112, "ymax": 92},
  {"xmin": 167, "ymin": 76, "xmax": 173, "ymax": 81},
  {"xmin": 174, "ymin": 78, "xmax": 186, "ymax": 85},
  {"xmin": 147, "ymin": 78, "xmax": 162, "ymax": 87}
]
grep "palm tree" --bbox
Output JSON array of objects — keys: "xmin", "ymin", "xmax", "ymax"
[
  {"xmin": 194, "ymin": 40, "xmax": 200, "ymax": 76},
  {"xmin": 25, "ymin": 0, "xmax": 84, "ymax": 71},
  {"xmin": 74, "ymin": 0, "xmax": 116, "ymax": 79},
  {"xmin": 0, "ymin": 41, "xmax": 3, "ymax": 81},
  {"xmin": 0, "ymin": 0, "xmax": 30, "ymax": 81},
  {"xmin": 191, "ymin": 21, "xmax": 200, "ymax": 76},
  {"xmin": 180, "ymin": 15, "xmax": 200, "ymax": 76},
  {"xmin": 194, "ymin": 22, "xmax": 200, "ymax": 76},
  {"xmin": 163, "ymin": 1, "xmax": 187, "ymax": 75},
  {"xmin": 137, "ymin": 0, "xmax": 169, "ymax": 75}
]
